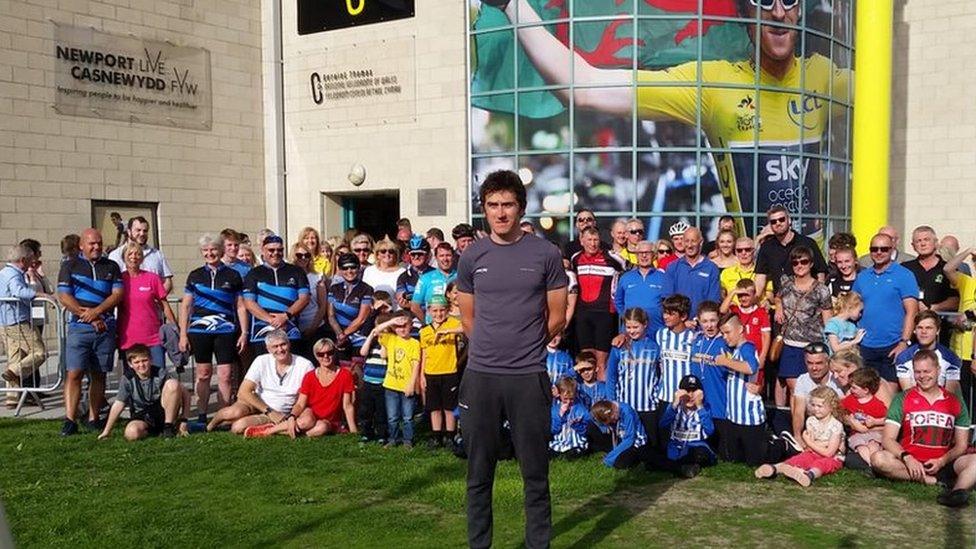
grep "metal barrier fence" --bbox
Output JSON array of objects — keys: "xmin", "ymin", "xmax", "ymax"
[{"xmin": 0, "ymin": 295, "xmax": 64, "ymax": 416}]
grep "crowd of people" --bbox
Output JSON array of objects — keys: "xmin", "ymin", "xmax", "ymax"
[{"xmin": 0, "ymin": 175, "xmax": 974, "ymax": 509}]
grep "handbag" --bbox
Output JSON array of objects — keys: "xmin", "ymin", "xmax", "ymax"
[{"xmin": 768, "ymin": 334, "xmax": 785, "ymax": 362}]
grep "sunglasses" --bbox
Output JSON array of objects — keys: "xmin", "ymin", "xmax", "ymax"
[
  {"xmin": 869, "ymin": 246, "xmax": 892, "ymax": 253},
  {"xmin": 735, "ymin": 247, "xmax": 754, "ymax": 253},
  {"xmin": 409, "ymin": 252, "xmax": 427, "ymax": 258},
  {"xmin": 577, "ymin": 367, "xmax": 595, "ymax": 373},
  {"xmin": 266, "ymin": 247, "xmax": 284, "ymax": 254},
  {"xmin": 657, "ymin": 248, "xmax": 671, "ymax": 254},
  {"xmin": 805, "ymin": 342, "xmax": 828, "ymax": 354},
  {"xmin": 629, "ymin": 229, "xmax": 645, "ymax": 235},
  {"xmin": 768, "ymin": 216, "xmax": 788, "ymax": 225},
  {"xmin": 377, "ymin": 249, "xmax": 396, "ymax": 255},
  {"xmin": 749, "ymin": 0, "xmax": 800, "ymax": 10},
  {"xmin": 340, "ymin": 265, "xmax": 359, "ymax": 271},
  {"xmin": 315, "ymin": 350, "xmax": 336, "ymax": 358},
  {"xmin": 352, "ymin": 248, "xmax": 370, "ymax": 253},
  {"xmin": 576, "ymin": 217, "xmax": 595, "ymax": 223},
  {"xmin": 791, "ymin": 258, "xmax": 811, "ymax": 266}
]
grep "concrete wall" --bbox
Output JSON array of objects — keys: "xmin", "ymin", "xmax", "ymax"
[
  {"xmin": 890, "ymin": 0, "xmax": 976, "ymax": 250},
  {"xmin": 275, "ymin": 0, "xmax": 469, "ymax": 243},
  {"xmin": 0, "ymin": 0, "xmax": 265, "ymax": 281}
]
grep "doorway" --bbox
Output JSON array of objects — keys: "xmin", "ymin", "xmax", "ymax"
[{"xmin": 338, "ymin": 192, "xmax": 400, "ymax": 242}]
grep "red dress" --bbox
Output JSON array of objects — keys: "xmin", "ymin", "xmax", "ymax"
[{"xmin": 299, "ymin": 368, "xmax": 355, "ymax": 424}]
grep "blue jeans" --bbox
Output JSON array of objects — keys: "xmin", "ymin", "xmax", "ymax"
[{"xmin": 385, "ymin": 389, "xmax": 415, "ymax": 444}]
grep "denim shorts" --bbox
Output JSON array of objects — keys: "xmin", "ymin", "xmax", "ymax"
[{"xmin": 65, "ymin": 323, "xmax": 117, "ymax": 373}]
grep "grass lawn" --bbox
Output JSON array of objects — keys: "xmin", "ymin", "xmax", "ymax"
[{"xmin": 0, "ymin": 419, "xmax": 972, "ymax": 548}]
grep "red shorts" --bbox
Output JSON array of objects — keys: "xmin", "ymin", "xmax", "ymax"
[{"xmin": 785, "ymin": 450, "xmax": 843, "ymax": 475}]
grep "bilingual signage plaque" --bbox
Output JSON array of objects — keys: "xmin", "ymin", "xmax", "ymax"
[{"xmin": 53, "ymin": 24, "xmax": 213, "ymax": 130}]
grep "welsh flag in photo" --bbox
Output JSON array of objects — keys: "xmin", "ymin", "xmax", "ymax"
[{"xmin": 471, "ymin": 0, "xmax": 754, "ymax": 119}]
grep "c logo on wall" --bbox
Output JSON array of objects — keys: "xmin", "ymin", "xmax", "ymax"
[
  {"xmin": 52, "ymin": 24, "xmax": 212, "ymax": 130},
  {"xmin": 297, "ymin": 0, "xmax": 415, "ymax": 35}
]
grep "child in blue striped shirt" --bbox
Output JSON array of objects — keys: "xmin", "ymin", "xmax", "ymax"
[
  {"xmin": 657, "ymin": 374, "xmax": 717, "ymax": 478},
  {"xmin": 590, "ymin": 399, "xmax": 649, "ymax": 469},
  {"xmin": 655, "ymin": 294, "xmax": 695, "ymax": 451},
  {"xmin": 549, "ymin": 377, "xmax": 590, "ymax": 459},
  {"xmin": 546, "ymin": 332, "xmax": 574, "ymax": 394},
  {"xmin": 716, "ymin": 313, "xmax": 768, "ymax": 466},
  {"xmin": 606, "ymin": 308, "xmax": 661, "ymax": 446},
  {"xmin": 573, "ymin": 352, "xmax": 614, "ymax": 453}
]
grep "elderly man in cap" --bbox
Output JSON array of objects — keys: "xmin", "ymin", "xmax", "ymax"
[{"xmin": 242, "ymin": 235, "xmax": 310, "ymax": 356}]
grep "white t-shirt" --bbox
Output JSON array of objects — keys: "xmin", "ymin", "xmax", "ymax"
[
  {"xmin": 805, "ymin": 415, "xmax": 846, "ymax": 458},
  {"xmin": 362, "ymin": 265, "xmax": 405, "ymax": 305},
  {"xmin": 244, "ymin": 353, "xmax": 314, "ymax": 414},
  {"xmin": 794, "ymin": 372, "xmax": 844, "ymax": 399}
]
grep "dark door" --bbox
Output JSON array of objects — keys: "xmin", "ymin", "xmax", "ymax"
[{"xmin": 345, "ymin": 192, "xmax": 400, "ymax": 242}]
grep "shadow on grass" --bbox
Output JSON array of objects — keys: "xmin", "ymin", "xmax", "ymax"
[
  {"xmin": 942, "ymin": 505, "xmax": 967, "ymax": 549},
  {"xmin": 552, "ymin": 470, "xmax": 678, "ymax": 548},
  {"xmin": 245, "ymin": 459, "xmax": 461, "ymax": 548}
]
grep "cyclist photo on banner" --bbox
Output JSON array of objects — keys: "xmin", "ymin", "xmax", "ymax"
[{"xmin": 471, "ymin": 0, "xmax": 851, "ymax": 243}]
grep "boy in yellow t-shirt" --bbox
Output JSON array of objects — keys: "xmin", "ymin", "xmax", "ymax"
[
  {"xmin": 362, "ymin": 310, "xmax": 421, "ymax": 449},
  {"xmin": 420, "ymin": 295, "xmax": 463, "ymax": 449}
]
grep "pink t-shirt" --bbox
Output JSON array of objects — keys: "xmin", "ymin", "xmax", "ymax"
[{"xmin": 118, "ymin": 270, "xmax": 166, "ymax": 349}]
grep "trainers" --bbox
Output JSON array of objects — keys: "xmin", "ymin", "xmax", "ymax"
[
  {"xmin": 426, "ymin": 438, "xmax": 443, "ymax": 450},
  {"xmin": 160, "ymin": 424, "xmax": 176, "ymax": 438},
  {"xmin": 383, "ymin": 440, "xmax": 396, "ymax": 449},
  {"xmin": 1, "ymin": 369, "xmax": 17, "ymax": 382},
  {"xmin": 197, "ymin": 413, "xmax": 208, "ymax": 424},
  {"xmin": 60, "ymin": 419, "xmax": 78, "ymax": 437},
  {"xmin": 187, "ymin": 420, "xmax": 208, "ymax": 433},
  {"xmin": 243, "ymin": 423, "xmax": 276, "ymax": 439},
  {"xmin": 779, "ymin": 431, "xmax": 803, "ymax": 453},
  {"xmin": 679, "ymin": 464, "xmax": 701, "ymax": 479},
  {"xmin": 403, "ymin": 442, "xmax": 414, "ymax": 451},
  {"xmin": 937, "ymin": 489, "xmax": 970, "ymax": 508},
  {"xmin": 84, "ymin": 418, "xmax": 105, "ymax": 432}
]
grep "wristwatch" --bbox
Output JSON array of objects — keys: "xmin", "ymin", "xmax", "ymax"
[{"xmin": 900, "ymin": 339, "xmax": 911, "ymax": 346}]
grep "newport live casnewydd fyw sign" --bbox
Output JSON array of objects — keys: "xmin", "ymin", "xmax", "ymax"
[
  {"xmin": 297, "ymin": 0, "xmax": 415, "ymax": 35},
  {"xmin": 53, "ymin": 24, "xmax": 213, "ymax": 130}
]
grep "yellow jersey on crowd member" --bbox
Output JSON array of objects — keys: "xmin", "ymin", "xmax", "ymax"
[
  {"xmin": 379, "ymin": 332, "xmax": 420, "ymax": 393},
  {"xmin": 420, "ymin": 316, "xmax": 462, "ymax": 376},
  {"xmin": 951, "ymin": 272, "xmax": 976, "ymax": 360},
  {"xmin": 637, "ymin": 54, "xmax": 851, "ymax": 242},
  {"xmin": 720, "ymin": 263, "xmax": 773, "ymax": 303}
]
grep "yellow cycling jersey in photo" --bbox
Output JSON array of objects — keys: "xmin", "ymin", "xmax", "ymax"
[{"xmin": 637, "ymin": 54, "xmax": 851, "ymax": 242}]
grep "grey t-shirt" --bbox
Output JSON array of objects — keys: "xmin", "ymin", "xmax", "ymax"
[
  {"xmin": 457, "ymin": 234, "xmax": 568, "ymax": 374},
  {"xmin": 116, "ymin": 367, "xmax": 170, "ymax": 416}
]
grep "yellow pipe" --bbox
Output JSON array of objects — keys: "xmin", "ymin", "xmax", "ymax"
[{"xmin": 851, "ymin": 0, "xmax": 894, "ymax": 255}]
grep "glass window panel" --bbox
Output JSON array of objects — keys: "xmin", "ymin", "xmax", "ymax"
[
  {"xmin": 472, "ymin": 1, "xmax": 513, "ymax": 31},
  {"xmin": 516, "ymin": 0, "xmax": 568, "ymax": 23},
  {"xmin": 803, "ymin": 28, "xmax": 832, "ymax": 59},
  {"xmin": 573, "ymin": 151, "xmax": 634, "ymax": 214},
  {"xmin": 470, "ymin": 28, "xmax": 515, "ymax": 95},
  {"xmin": 471, "ymin": 156, "xmax": 516, "ymax": 214},
  {"xmin": 827, "ymin": 160, "xmax": 850, "ymax": 218},
  {"xmin": 520, "ymin": 154, "xmax": 571, "ymax": 216},
  {"xmin": 573, "ymin": 0, "xmax": 633, "ymax": 18},
  {"xmin": 517, "ymin": 90, "xmax": 570, "ymax": 152},
  {"xmin": 523, "ymin": 215, "xmax": 572, "ymax": 248},
  {"xmin": 575, "ymin": 98, "xmax": 634, "ymax": 148},
  {"xmin": 805, "ymin": 1, "xmax": 832, "ymax": 42},
  {"xmin": 635, "ymin": 151, "xmax": 705, "ymax": 238},
  {"xmin": 516, "ymin": 23, "xmax": 571, "ymax": 89},
  {"xmin": 830, "ymin": 42, "xmax": 852, "ymax": 105},
  {"xmin": 638, "ymin": 119, "xmax": 702, "ymax": 149},
  {"xmin": 572, "ymin": 19, "xmax": 635, "ymax": 73},
  {"xmin": 472, "ymin": 101, "xmax": 515, "ymax": 154},
  {"xmin": 634, "ymin": 17, "xmax": 703, "ymax": 80},
  {"xmin": 832, "ymin": 0, "xmax": 854, "ymax": 46},
  {"xmin": 828, "ymin": 102, "xmax": 850, "ymax": 162}
]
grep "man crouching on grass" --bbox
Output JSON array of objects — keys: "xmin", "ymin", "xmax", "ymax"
[
  {"xmin": 206, "ymin": 329, "xmax": 313, "ymax": 435},
  {"xmin": 98, "ymin": 344, "xmax": 190, "ymax": 440}
]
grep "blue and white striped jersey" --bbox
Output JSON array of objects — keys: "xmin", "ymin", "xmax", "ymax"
[
  {"xmin": 577, "ymin": 380, "xmax": 612, "ymax": 409},
  {"xmin": 549, "ymin": 400, "xmax": 590, "ymax": 453},
  {"xmin": 546, "ymin": 349, "xmax": 574, "ymax": 387},
  {"xmin": 606, "ymin": 336, "xmax": 660, "ymax": 412},
  {"xmin": 655, "ymin": 327, "xmax": 696, "ymax": 402},
  {"xmin": 724, "ymin": 342, "xmax": 765, "ymax": 426}
]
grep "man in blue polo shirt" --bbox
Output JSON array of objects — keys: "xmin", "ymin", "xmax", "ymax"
[
  {"xmin": 410, "ymin": 242, "xmax": 456, "ymax": 323},
  {"xmin": 614, "ymin": 240, "xmax": 666, "ymax": 334},
  {"xmin": 57, "ymin": 228, "xmax": 123, "ymax": 436},
  {"xmin": 663, "ymin": 227, "xmax": 720, "ymax": 314},
  {"xmin": 852, "ymin": 233, "xmax": 920, "ymax": 392}
]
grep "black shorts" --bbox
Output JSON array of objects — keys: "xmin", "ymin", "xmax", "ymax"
[
  {"xmin": 425, "ymin": 372, "xmax": 460, "ymax": 411},
  {"xmin": 575, "ymin": 310, "xmax": 616, "ymax": 352},
  {"xmin": 132, "ymin": 406, "xmax": 166, "ymax": 436},
  {"xmin": 189, "ymin": 332, "xmax": 238, "ymax": 365},
  {"xmin": 936, "ymin": 459, "xmax": 959, "ymax": 486}
]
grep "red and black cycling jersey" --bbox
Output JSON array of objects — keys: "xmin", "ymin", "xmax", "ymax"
[{"xmin": 571, "ymin": 251, "xmax": 624, "ymax": 313}]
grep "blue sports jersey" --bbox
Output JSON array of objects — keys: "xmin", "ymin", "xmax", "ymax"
[
  {"xmin": 411, "ymin": 268, "xmax": 456, "ymax": 321},
  {"xmin": 328, "ymin": 279, "xmax": 374, "ymax": 347},
  {"xmin": 226, "ymin": 259, "xmax": 251, "ymax": 278},
  {"xmin": 660, "ymin": 404, "xmax": 716, "ymax": 462},
  {"xmin": 894, "ymin": 343, "xmax": 962, "ymax": 388},
  {"xmin": 614, "ymin": 267, "xmax": 667, "ymax": 334},
  {"xmin": 603, "ymin": 401, "xmax": 647, "ymax": 468},
  {"xmin": 242, "ymin": 263, "xmax": 309, "ymax": 342},
  {"xmin": 690, "ymin": 332, "xmax": 730, "ymax": 420},
  {"xmin": 656, "ymin": 327, "xmax": 696, "ymax": 402},
  {"xmin": 185, "ymin": 264, "xmax": 243, "ymax": 334},
  {"xmin": 546, "ymin": 348, "xmax": 574, "ymax": 387},
  {"xmin": 606, "ymin": 336, "xmax": 660, "ymax": 412},
  {"xmin": 57, "ymin": 256, "xmax": 122, "ymax": 324},
  {"xmin": 578, "ymin": 380, "xmax": 612, "ymax": 409},
  {"xmin": 724, "ymin": 342, "xmax": 765, "ymax": 426},
  {"xmin": 362, "ymin": 339, "xmax": 387, "ymax": 385},
  {"xmin": 550, "ymin": 400, "xmax": 591, "ymax": 453}
]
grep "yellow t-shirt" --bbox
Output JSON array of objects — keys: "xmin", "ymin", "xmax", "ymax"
[
  {"xmin": 419, "ymin": 316, "xmax": 462, "ymax": 376},
  {"xmin": 617, "ymin": 248, "xmax": 637, "ymax": 267},
  {"xmin": 312, "ymin": 255, "xmax": 330, "ymax": 276},
  {"xmin": 720, "ymin": 263, "xmax": 773, "ymax": 303},
  {"xmin": 637, "ymin": 55, "xmax": 851, "ymax": 242},
  {"xmin": 951, "ymin": 273, "xmax": 976, "ymax": 358},
  {"xmin": 379, "ymin": 333, "xmax": 420, "ymax": 393}
]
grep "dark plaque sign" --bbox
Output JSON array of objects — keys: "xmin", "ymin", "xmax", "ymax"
[{"xmin": 298, "ymin": 0, "xmax": 415, "ymax": 35}]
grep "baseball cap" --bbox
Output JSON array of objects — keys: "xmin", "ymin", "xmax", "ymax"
[
  {"xmin": 337, "ymin": 253, "xmax": 360, "ymax": 270},
  {"xmin": 668, "ymin": 221, "xmax": 690, "ymax": 237},
  {"xmin": 407, "ymin": 234, "xmax": 431, "ymax": 253},
  {"xmin": 679, "ymin": 374, "xmax": 702, "ymax": 392},
  {"xmin": 263, "ymin": 234, "xmax": 283, "ymax": 246},
  {"xmin": 427, "ymin": 295, "xmax": 448, "ymax": 307},
  {"xmin": 452, "ymin": 223, "xmax": 475, "ymax": 240}
]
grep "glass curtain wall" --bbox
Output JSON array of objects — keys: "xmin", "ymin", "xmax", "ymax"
[{"xmin": 468, "ymin": 0, "xmax": 854, "ymax": 247}]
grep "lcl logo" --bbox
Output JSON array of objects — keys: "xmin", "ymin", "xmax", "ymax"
[{"xmin": 346, "ymin": 0, "xmax": 365, "ymax": 15}]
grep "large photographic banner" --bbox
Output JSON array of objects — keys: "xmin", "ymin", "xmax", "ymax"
[
  {"xmin": 469, "ymin": 0, "xmax": 853, "ymax": 243},
  {"xmin": 54, "ymin": 24, "xmax": 213, "ymax": 130}
]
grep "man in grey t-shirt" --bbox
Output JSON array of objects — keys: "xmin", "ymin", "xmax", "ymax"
[{"xmin": 457, "ymin": 170, "xmax": 568, "ymax": 549}]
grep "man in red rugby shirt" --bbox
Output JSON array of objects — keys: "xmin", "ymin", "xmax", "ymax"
[{"xmin": 872, "ymin": 349, "xmax": 975, "ymax": 507}]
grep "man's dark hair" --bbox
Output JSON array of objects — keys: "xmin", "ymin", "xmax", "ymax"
[
  {"xmin": 479, "ymin": 170, "xmax": 526, "ymax": 212},
  {"xmin": 575, "ymin": 208, "xmax": 595, "ymax": 221},
  {"xmin": 662, "ymin": 294, "xmax": 691, "ymax": 318},
  {"xmin": 580, "ymin": 226, "xmax": 600, "ymax": 238},
  {"xmin": 61, "ymin": 234, "xmax": 80, "ymax": 255},
  {"xmin": 397, "ymin": 218, "xmax": 412, "ymax": 229},
  {"xmin": 220, "ymin": 228, "xmax": 242, "ymax": 242},
  {"xmin": 426, "ymin": 227, "xmax": 444, "ymax": 240},
  {"xmin": 127, "ymin": 215, "xmax": 149, "ymax": 230},
  {"xmin": 697, "ymin": 300, "xmax": 720, "ymax": 317},
  {"xmin": 828, "ymin": 232, "xmax": 857, "ymax": 251},
  {"xmin": 18, "ymin": 238, "xmax": 41, "ymax": 256},
  {"xmin": 914, "ymin": 309, "xmax": 941, "ymax": 327},
  {"xmin": 789, "ymin": 245, "xmax": 814, "ymax": 262},
  {"xmin": 766, "ymin": 205, "xmax": 789, "ymax": 219},
  {"xmin": 912, "ymin": 348, "xmax": 940, "ymax": 369},
  {"xmin": 435, "ymin": 242, "xmax": 454, "ymax": 255},
  {"xmin": 719, "ymin": 214, "xmax": 734, "ymax": 224}
]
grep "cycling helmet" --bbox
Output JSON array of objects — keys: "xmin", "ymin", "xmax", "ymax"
[
  {"xmin": 407, "ymin": 234, "xmax": 431, "ymax": 253},
  {"xmin": 669, "ymin": 221, "xmax": 690, "ymax": 237}
]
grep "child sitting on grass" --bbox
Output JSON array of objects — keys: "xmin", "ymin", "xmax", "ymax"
[
  {"xmin": 841, "ymin": 367, "xmax": 888, "ymax": 464},
  {"xmin": 574, "ymin": 351, "xmax": 611, "ymax": 408},
  {"xmin": 656, "ymin": 374, "xmax": 716, "ymax": 478},
  {"xmin": 549, "ymin": 377, "xmax": 590, "ymax": 459},
  {"xmin": 361, "ymin": 310, "xmax": 421, "ymax": 450},
  {"xmin": 590, "ymin": 399, "xmax": 648, "ymax": 469},
  {"xmin": 755, "ymin": 386, "xmax": 845, "ymax": 486},
  {"xmin": 98, "ymin": 344, "xmax": 190, "ymax": 441}
]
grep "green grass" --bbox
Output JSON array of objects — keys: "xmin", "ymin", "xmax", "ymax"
[{"xmin": 0, "ymin": 419, "xmax": 972, "ymax": 548}]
